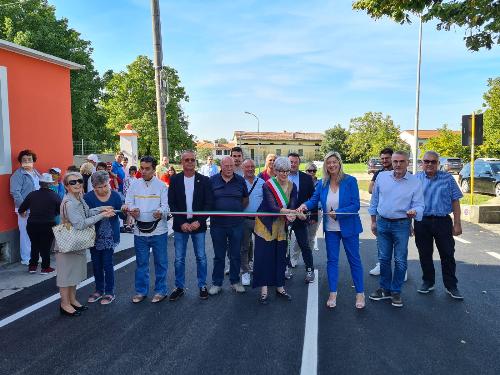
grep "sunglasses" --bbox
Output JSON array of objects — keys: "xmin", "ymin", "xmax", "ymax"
[
  {"xmin": 68, "ymin": 179, "xmax": 84, "ymax": 186},
  {"xmin": 306, "ymin": 169, "xmax": 317, "ymax": 173},
  {"xmin": 423, "ymin": 160, "xmax": 438, "ymax": 165}
]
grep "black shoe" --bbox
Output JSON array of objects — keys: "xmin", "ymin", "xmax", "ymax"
[
  {"xmin": 71, "ymin": 304, "xmax": 88, "ymax": 311},
  {"xmin": 259, "ymin": 294, "xmax": 269, "ymax": 305},
  {"xmin": 391, "ymin": 293, "xmax": 403, "ymax": 307},
  {"xmin": 446, "ymin": 287, "xmax": 464, "ymax": 300},
  {"xmin": 169, "ymin": 288, "xmax": 185, "ymax": 301},
  {"xmin": 417, "ymin": 282, "xmax": 435, "ymax": 294},
  {"xmin": 276, "ymin": 289, "xmax": 292, "ymax": 301},
  {"xmin": 369, "ymin": 288, "xmax": 391, "ymax": 301},
  {"xmin": 199, "ymin": 286, "xmax": 209, "ymax": 300},
  {"xmin": 60, "ymin": 306, "xmax": 81, "ymax": 317}
]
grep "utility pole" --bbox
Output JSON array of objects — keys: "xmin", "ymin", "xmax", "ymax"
[
  {"xmin": 151, "ymin": 0, "xmax": 168, "ymax": 158},
  {"xmin": 413, "ymin": 15, "xmax": 423, "ymax": 174}
]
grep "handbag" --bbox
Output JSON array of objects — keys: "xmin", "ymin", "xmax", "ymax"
[
  {"xmin": 135, "ymin": 219, "xmax": 161, "ymax": 233},
  {"xmin": 52, "ymin": 201, "xmax": 96, "ymax": 253}
]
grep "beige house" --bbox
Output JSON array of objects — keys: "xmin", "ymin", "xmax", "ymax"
[
  {"xmin": 233, "ymin": 131, "xmax": 323, "ymax": 164},
  {"xmin": 196, "ymin": 140, "xmax": 236, "ymax": 161}
]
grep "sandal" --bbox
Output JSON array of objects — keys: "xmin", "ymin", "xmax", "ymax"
[
  {"xmin": 100, "ymin": 294, "xmax": 115, "ymax": 305},
  {"xmin": 151, "ymin": 294, "xmax": 167, "ymax": 303},
  {"xmin": 355, "ymin": 293, "xmax": 366, "ymax": 309},
  {"xmin": 88, "ymin": 292, "xmax": 103, "ymax": 303},
  {"xmin": 259, "ymin": 294, "xmax": 268, "ymax": 305},
  {"xmin": 132, "ymin": 294, "xmax": 146, "ymax": 304},
  {"xmin": 276, "ymin": 289, "xmax": 292, "ymax": 301},
  {"xmin": 326, "ymin": 293, "xmax": 337, "ymax": 309}
]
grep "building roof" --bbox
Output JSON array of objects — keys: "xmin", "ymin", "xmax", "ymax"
[
  {"xmin": 0, "ymin": 39, "xmax": 85, "ymax": 70},
  {"xmin": 234, "ymin": 131, "xmax": 324, "ymax": 141},
  {"xmin": 401, "ymin": 129, "xmax": 461, "ymax": 139},
  {"xmin": 196, "ymin": 141, "xmax": 235, "ymax": 150}
]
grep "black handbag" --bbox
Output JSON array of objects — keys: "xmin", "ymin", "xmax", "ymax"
[{"xmin": 135, "ymin": 219, "xmax": 161, "ymax": 233}]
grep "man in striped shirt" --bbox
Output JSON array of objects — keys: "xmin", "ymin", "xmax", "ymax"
[{"xmin": 415, "ymin": 151, "xmax": 464, "ymax": 300}]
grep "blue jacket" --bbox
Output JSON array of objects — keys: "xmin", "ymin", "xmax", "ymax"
[
  {"xmin": 10, "ymin": 167, "xmax": 41, "ymax": 208},
  {"xmin": 304, "ymin": 174, "xmax": 363, "ymax": 237}
]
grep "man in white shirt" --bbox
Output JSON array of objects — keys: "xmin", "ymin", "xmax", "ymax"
[{"xmin": 122, "ymin": 156, "xmax": 170, "ymax": 304}]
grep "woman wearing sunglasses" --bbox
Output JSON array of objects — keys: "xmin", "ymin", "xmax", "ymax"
[{"xmin": 55, "ymin": 172, "xmax": 115, "ymax": 317}]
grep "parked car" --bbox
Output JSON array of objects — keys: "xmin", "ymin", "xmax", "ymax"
[
  {"xmin": 367, "ymin": 157, "xmax": 382, "ymax": 174},
  {"xmin": 439, "ymin": 157, "xmax": 463, "ymax": 174},
  {"xmin": 458, "ymin": 159, "xmax": 500, "ymax": 197},
  {"xmin": 407, "ymin": 159, "xmax": 423, "ymax": 173}
]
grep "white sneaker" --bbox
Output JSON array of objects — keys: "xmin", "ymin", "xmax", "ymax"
[
  {"xmin": 369, "ymin": 262, "xmax": 380, "ymax": 276},
  {"xmin": 20, "ymin": 260, "xmax": 29, "ymax": 265},
  {"xmin": 241, "ymin": 272, "xmax": 251, "ymax": 286},
  {"xmin": 404, "ymin": 271, "xmax": 408, "ymax": 282},
  {"xmin": 208, "ymin": 285, "xmax": 222, "ymax": 295},
  {"xmin": 231, "ymin": 283, "xmax": 246, "ymax": 293},
  {"xmin": 285, "ymin": 266, "xmax": 293, "ymax": 279}
]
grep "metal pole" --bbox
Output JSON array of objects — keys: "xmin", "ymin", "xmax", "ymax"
[
  {"xmin": 81, "ymin": 139, "xmax": 84, "ymax": 155},
  {"xmin": 151, "ymin": 0, "xmax": 168, "ymax": 159},
  {"xmin": 470, "ymin": 112, "xmax": 475, "ymax": 205},
  {"xmin": 244, "ymin": 111, "xmax": 261, "ymax": 172},
  {"xmin": 413, "ymin": 15, "xmax": 423, "ymax": 174}
]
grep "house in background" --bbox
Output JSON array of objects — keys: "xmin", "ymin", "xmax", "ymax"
[
  {"xmin": 196, "ymin": 140, "xmax": 236, "ymax": 162},
  {"xmin": 400, "ymin": 129, "xmax": 461, "ymax": 158},
  {"xmin": 0, "ymin": 39, "xmax": 83, "ymax": 264}
]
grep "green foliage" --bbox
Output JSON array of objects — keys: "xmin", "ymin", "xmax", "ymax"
[
  {"xmin": 352, "ymin": 0, "xmax": 499, "ymax": 51},
  {"xmin": 214, "ymin": 138, "xmax": 228, "ymax": 144},
  {"xmin": 100, "ymin": 56, "xmax": 194, "ymax": 158},
  {"xmin": 420, "ymin": 125, "xmax": 470, "ymax": 161},
  {"xmin": 196, "ymin": 146, "xmax": 213, "ymax": 161},
  {"xmin": 345, "ymin": 112, "xmax": 409, "ymax": 163},
  {"xmin": 320, "ymin": 124, "xmax": 349, "ymax": 158},
  {"xmin": 478, "ymin": 77, "xmax": 500, "ymax": 158},
  {"xmin": 0, "ymin": 0, "xmax": 108, "ymax": 144}
]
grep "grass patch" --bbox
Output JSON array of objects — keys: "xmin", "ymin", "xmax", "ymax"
[
  {"xmin": 357, "ymin": 180, "xmax": 370, "ymax": 192},
  {"xmin": 461, "ymin": 193, "xmax": 494, "ymax": 206},
  {"xmin": 343, "ymin": 163, "xmax": 366, "ymax": 174}
]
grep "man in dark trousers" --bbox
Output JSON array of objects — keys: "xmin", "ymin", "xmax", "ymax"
[
  {"xmin": 168, "ymin": 150, "xmax": 213, "ymax": 301},
  {"xmin": 287, "ymin": 152, "xmax": 315, "ymax": 283}
]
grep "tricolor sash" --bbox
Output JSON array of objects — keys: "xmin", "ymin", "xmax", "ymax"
[{"xmin": 266, "ymin": 177, "xmax": 289, "ymax": 208}]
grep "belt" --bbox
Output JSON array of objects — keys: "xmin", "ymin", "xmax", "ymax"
[
  {"xmin": 423, "ymin": 215, "xmax": 448, "ymax": 219},
  {"xmin": 380, "ymin": 216, "xmax": 409, "ymax": 222}
]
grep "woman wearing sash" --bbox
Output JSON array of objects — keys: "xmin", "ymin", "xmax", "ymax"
[{"xmin": 253, "ymin": 157, "xmax": 305, "ymax": 304}]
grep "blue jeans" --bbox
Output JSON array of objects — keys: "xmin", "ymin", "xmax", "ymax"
[
  {"xmin": 174, "ymin": 231, "xmax": 207, "ymax": 289},
  {"xmin": 325, "ymin": 231, "xmax": 364, "ymax": 293},
  {"xmin": 376, "ymin": 217, "xmax": 411, "ymax": 293},
  {"xmin": 134, "ymin": 233, "xmax": 168, "ymax": 296},
  {"xmin": 90, "ymin": 247, "xmax": 115, "ymax": 295},
  {"xmin": 210, "ymin": 225, "xmax": 243, "ymax": 286}
]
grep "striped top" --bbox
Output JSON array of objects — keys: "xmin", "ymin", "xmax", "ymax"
[{"xmin": 416, "ymin": 171, "xmax": 463, "ymax": 216}]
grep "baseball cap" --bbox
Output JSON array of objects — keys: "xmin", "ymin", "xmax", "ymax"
[
  {"xmin": 39, "ymin": 173, "xmax": 54, "ymax": 183},
  {"xmin": 87, "ymin": 154, "xmax": 100, "ymax": 163},
  {"xmin": 49, "ymin": 167, "xmax": 61, "ymax": 174}
]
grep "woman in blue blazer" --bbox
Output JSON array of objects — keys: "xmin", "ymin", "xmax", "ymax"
[{"xmin": 299, "ymin": 151, "xmax": 365, "ymax": 309}]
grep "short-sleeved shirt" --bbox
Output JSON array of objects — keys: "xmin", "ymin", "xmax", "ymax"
[
  {"xmin": 210, "ymin": 173, "xmax": 249, "ymax": 226},
  {"xmin": 244, "ymin": 177, "xmax": 265, "ymax": 213},
  {"xmin": 416, "ymin": 171, "xmax": 463, "ymax": 216}
]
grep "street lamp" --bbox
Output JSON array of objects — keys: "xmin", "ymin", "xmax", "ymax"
[
  {"xmin": 244, "ymin": 111, "xmax": 261, "ymax": 171},
  {"xmin": 413, "ymin": 15, "xmax": 423, "ymax": 174}
]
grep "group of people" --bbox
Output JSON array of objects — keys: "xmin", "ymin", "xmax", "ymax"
[{"xmin": 10, "ymin": 143, "xmax": 464, "ymax": 317}]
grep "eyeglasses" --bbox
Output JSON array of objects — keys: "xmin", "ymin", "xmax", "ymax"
[
  {"xmin": 183, "ymin": 158, "xmax": 196, "ymax": 162},
  {"xmin": 276, "ymin": 170, "xmax": 290, "ymax": 174},
  {"xmin": 423, "ymin": 159, "xmax": 438, "ymax": 165},
  {"xmin": 68, "ymin": 179, "xmax": 84, "ymax": 186},
  {"xmin": 306, "ymin": 169, "xmax": 317, "ymax": 173}
]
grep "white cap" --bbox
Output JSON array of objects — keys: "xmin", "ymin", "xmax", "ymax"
[
  {"xmin": 49, "ymin": 167, "xmax": 61, "ymax": 174},
  {"xmin": 39, "ymin": 173, "xmax": 54, "ymax": 183},
  {"xmin": 87, "ymin": 154, "xmax": 99, "ymax": 163}
]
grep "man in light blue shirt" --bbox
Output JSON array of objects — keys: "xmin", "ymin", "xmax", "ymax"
[
  {"xmin": 368, "ymin": 151, "xmax": 424, "ymax": 308},
  {"xmin": 200, "ymin": 155, "xmax": 219, "ymax": 177},
  {"xmin": 414, "ymin": 151, "xmax": 464, "ymax": 300},
  {"xmin": 240, "ymin": 158, "xmax": 265, "ymax": 286}
]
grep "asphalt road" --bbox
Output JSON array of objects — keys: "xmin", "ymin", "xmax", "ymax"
[{"xmin": 1, "ymin": 209, "xmax": 499, "ymax": 375}]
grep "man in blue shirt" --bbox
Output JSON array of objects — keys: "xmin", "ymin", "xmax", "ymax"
[
  {"xmin": 111, "ymin": 151, "xmax": 126, "ymax": 195},
  {"xmin": 415, "ymin": 151, "xmax": 464, "ymax": 300},
  {"xmin": 209, "ymin": 156, "xmax": 249, "ymax": 295},
  {"xmin": 200, "ymin": 155, "xmax": 219, "ymax": 177},
  {"xmin": 368, "ymin": 151, "xmax": 424, "ymax": 307},
  {"xmin": 240, "ymin": 158, "xmax": 265, "ymax": 286}
]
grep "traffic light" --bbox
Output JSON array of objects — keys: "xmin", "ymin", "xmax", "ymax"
[{"xmin": 462, "ymin": 114, "xmax": 483, "ymax": 146}]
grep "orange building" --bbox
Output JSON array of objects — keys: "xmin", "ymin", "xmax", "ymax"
[{"xmin": 0, "ymin": 39, "xmax": 83, "ymax": 264}]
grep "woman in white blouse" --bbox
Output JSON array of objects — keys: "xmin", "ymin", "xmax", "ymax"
[{"xmin": 299, "ymin": 151, "xmax": 365, "ymax": 309}]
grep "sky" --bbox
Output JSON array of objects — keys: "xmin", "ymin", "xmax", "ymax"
[{"xmin": 50, "ymin": 0, "xmax": 500, "ymax": 141}]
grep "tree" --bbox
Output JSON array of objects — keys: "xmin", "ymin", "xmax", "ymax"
[
  {"xmin": 0, "ymin": 0, "xmax": 108, "ymax": 143},
  {"xmin": 352, "ymin": 0, "xmax": 499, "ymax": 51},
  {"xmin": 196, "ymin": 146, "xmax": 213, "ymax": 162},
  {"xmin": 214, "ymin": 138, "xmax": 228, "ymax": 144},
  {"xmin": 320, "ymin": 124, "xmax": 349, "ymax": 158},
  {"xmin": 420, "ymin": 125, "xmax": 470, "ymax": 161},
  {"xmin": 345, "ymin": 112, "xmax": 409, "ymax": 162},
  {"xmin": 101, "ymin": 56, "xmax": 194, "ymax": 158},
  {"xmin": 478, "ymin": 77, "xmax": 500, "ymax": 158}
]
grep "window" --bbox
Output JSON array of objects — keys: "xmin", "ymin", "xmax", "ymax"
[
  {"xmin": 298, "ymin": 149, "xmax": 303, "ymax": 157},
  {"xmin": 223, "ymin": 150, "xmax": 230, "ymax": 155},
  {"xmin": 0, "ymin": 67, "xmax": 12, "ymax": 175},
  {"xmin": 216, "ymin": 150, "xmax": 222, "ymax": 155},
  {"xmin": 276, "ymin": 149, "xmax": 281, "ymax": 156},
  {"xmin": 250, "ymin": 149, "xmax": 255, "ymax": 159}
]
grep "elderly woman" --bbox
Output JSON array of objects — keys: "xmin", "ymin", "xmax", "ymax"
[
  {"xmin": 299, "ymin": 151, "xmax": 365, "ymax": 309},
  {"xmin": 253, "ymin": 156, "xmax": 304, "ymax": 304},
  {"xmin": 84, "ymin": 171, "xmax": 125, "ymax": 305},
  {"xmin": 257, "ymin": 153, "xmax": 276, "ymax": 181},
  {"xmin": 56, "ymin": 172, "xmax": 115, "ymax": 317},
  {"xmin": 18, "ymin": 173, "xmax": 61, "ymax": 274},
  {"xmin": 9, "ymin": 149, "xmax": 42, "ymax": 265},
  {"xmin": 80, "ymin": 162, "xmax": 94, "ymax": 193}
]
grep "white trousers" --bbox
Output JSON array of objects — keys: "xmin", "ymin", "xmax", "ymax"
[{"xmin": 16, "ymin": 212, "xmax": 31, "ymax": 262}]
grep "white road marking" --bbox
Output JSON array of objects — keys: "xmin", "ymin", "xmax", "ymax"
[
  {"xmin": 454, "ymin": 237, "xmax": 471, "ymax": 244},
  {"xmin": 300, "ymin": 269, "xmax": 319, "ymax": 375},
  {"xmin": 0, "ymin": 255, "xmax": 136, "ymax": 329},
  {"xmin": 486, "ymin": 252, "xmax": 500, "ymax": 261}
]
